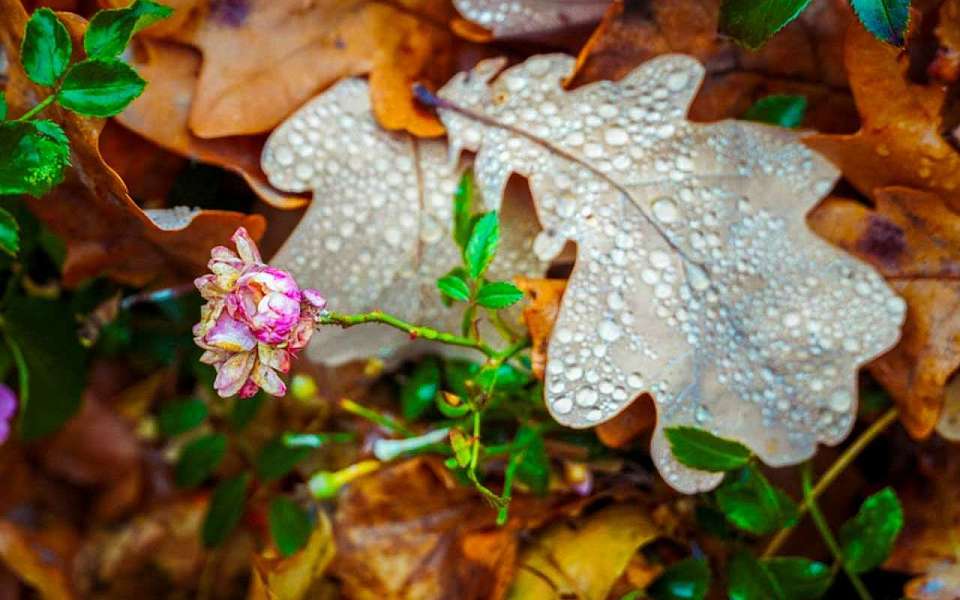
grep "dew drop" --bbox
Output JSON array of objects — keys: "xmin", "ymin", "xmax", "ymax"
[{"xmin": 652, "ymin": 197, "xmax": 679, "ymax": 223}]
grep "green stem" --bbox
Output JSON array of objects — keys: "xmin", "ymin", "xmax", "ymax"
[
  {"xmin": 339, "ymin": 398, "xmax": 416, "ymax": 438},
  {"xmin": 319, "ymin": 310, "xmax": 495, "ymax": 357},
  {"xmin": 17, "ymin": 94, "xmax": 55, "ymax": 121},
  {"xmin": 801, "ymin": 463, "xmax": 873, "ymax": 600},
  {"xmin": 763, "ymin": 407, "xmax": 899, "ymax": 557}
]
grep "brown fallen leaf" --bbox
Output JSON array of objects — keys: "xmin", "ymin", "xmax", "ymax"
[
  {"xmin": 809, "ymin": 187, "xmax": 960, "ymax": 438},
  {"xmin": 438, "ymin": 53, "xmax": 904, "ymax": 493},
  {"xmin": 0, "ymin": 2, "xmax": 266, "ymax": 287},
  {"xmin": 805, "ymin": 15, "xmax": 960, "ymax": 207},
  {"xmin": 515, "ymin": 277, "xmax": 567, "ymax": 380},
  {"xmin": 0, "ymin": 520, "xmax": 77, "ymax": 600},
  {"xmin": 596, "ymin": 395, "xmax": 657, "ymax": 449},
  {"xmin": 506, "ymin": 503, "xmax": 658, "ymax": 599},
  {"xmin": 331, "ymin": 458, "xmax": 518, "ymax": 600},
  {"xmin": 164, "ymin": 0, "xmax": 459, "ymax": 139},
  {"xmin": 117, "ymin": 39, "xmax": 304, "ymax": 209},
  {"xmin": 248, "ymin": 511, "xmax": 335, "ymax": 600},
  {"xmin": 451, "ymin": 0, "xmax": 608, "ymax": 40},
  {"xmin": 929, "ymin": 0, "xmax": 960, "ymax": 83}
]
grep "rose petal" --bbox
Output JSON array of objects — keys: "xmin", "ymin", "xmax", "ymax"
[
  {"xmin": 205, "ymin": 312, "xmax": 257, "ymax": 353},
  {"xmin": 238, "ymin": 378, "xmax": 260, "ymax": 399},
  {"xmin": 214, "ymin": 352, "xmax": 256, "ymax": 397},
  {"xmin": 0, "ymin": 385, "xmax": 17, "ymax": 421},
  {"xmin": 252, "ymin": 363, "xmax": 286, "ymax": 397},
  {"xmin": 231, "ymin": 227, "xmax": 262, "ymax": 264},
  {"xmin": 302, "ymin": 289, "xmax": 326, "ymax": 309},
  {"xmin": 258, "ymin": 344, "xmax": 291, "ymax": 372},
  {"xmin": 0, "ymin": 422, "xmax": 9, "ymax": 445}
]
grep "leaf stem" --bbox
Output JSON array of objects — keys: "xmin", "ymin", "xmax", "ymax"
[
  {"xmin": 762, "ymin": 407, "xmax": 899, "ymax": 557},
  {"xmin": 318, "ymin": 310, "xmax": 496, "ymax": 357},
  {"xmin": 2, "ymin": 331, "xmax": 28, "ymax": 417},
  {"xmin": 17, "ymin": 94, "xmax": 55, "ymax": 121},
  {"xmin": 801, "ymin": 463, "xmax": 873, "ymax": 600}
]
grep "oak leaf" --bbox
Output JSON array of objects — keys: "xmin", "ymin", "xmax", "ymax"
[
  {"xmin": 262, "ymin": 78, "xmax": 546, "ymax": 365},
  {"xmin": 165, "ymin": 0, "xmax": 459, "ymax": 138},
  {"xmin": 437, "ymin": 53, "xmax": 904, "ymax": 492},
  {"xmin": 809, "ymin": 187, "xmax": 960, "ymax": 438},
  {"xmin": 0, "ymin": 2, "xmax": 265, "ymax": 287},
  {"xmin": 452, "ymin": 0, "xmax": 608, "ymax": 39}
]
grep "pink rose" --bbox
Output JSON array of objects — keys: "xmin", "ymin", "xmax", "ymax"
[
  {"xmin": 0, "ymin": 384, "xmax": 18, "ymax": 445},
  {"xmin": 194, "ymin": 228, "xmax": 326, "ymax": 399}
]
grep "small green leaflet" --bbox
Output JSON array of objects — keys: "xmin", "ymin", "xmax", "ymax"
[
  {"xmin": 449, "ymin": 428, "xmax": 473, "ymax": 468},
  {"xmin": 476, "ymin": 281, "xmax": 523, "ymax": 309},
  {"xmin": 453, "ymin": 170, "xmax": 475, "ymax": 250},
  {"xmin": 268, "ymin": 496, "xmax": 312, "ymax": 558},
  {"xmin": 464, "ymin": 211, "xmax": 500, "ymax": 279},
  {"xmin": 839, "ymin": 486, "xmax": 903, "ymax": 573},
  {"xmin": 728, "ymin": 551, "xmax": 830, "ymax": 600},
  {"xmin": 716, "ymin": 465, "xmax": 798, "ymax": 535},
  {"xmin": 0, "ymin": 120, "xmax": 71, "ymax": 197},
  {"xmin": 850, "ymin": 0, "xmax": 910, "ymax": 47},
  {"xmin": 84, "ymin": 0, "xmax": 173, "ymax": 59},
  {"xmin": 0, "ymin": 208, "xmax": 20, "ymax": 257},
  {"xmin": 743, "ymin": 95, "xmax": 807, "ymax": 128},
  {"xmin": 21, "ymin": 8, "xmax": 72, "ymax": 87},
  {"xmin": 230, "ymin": 393, "xmax": 265, "ymax": 430},
  {"xmin": 512, "ymin": 425, "xmax": 549, "ymax": 495},
  {"xmin": 0, "ymin": 92, "xmax": 7, "ymax": 121},
  {"xmin": 664, "ymin": 426, "xmax": 751, "ymax": 472},
  {"xmin": 401, "ymin": 357, "xmax": 440, "ymax": 420},
  {"xmin": 175, "ymin": 432, "xmax": 227, "ymax": 487},
  {"xmin": 157, "ymin": 398, "xmax": 208, "ymax": 437},
  {"xmin": 647, "ymin": 557, "xmax": 710, "ymax": 600},
  {"xmin": 202, "ymin": 474, "xmax": 249, "ymax": 548},
  {"xmin": 719, "ymin": 0, "xmax": 813, "ymax": 50},
  {"xmin": 255, "ymin": 436, "xmax": 312, "ymax": 482},
  {"xmin": 57, "ymin": 58, "xmax": 146, "ymax": 117},
  {"xmin": 437, "ymin": 272, "xmax": 471, "ymax": 303}
]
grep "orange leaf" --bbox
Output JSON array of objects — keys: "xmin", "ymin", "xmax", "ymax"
[
  {"xmin": 0, "ymin": 521, "xmax": 76, "ymax": 600},
  {"xmin": 515, "ymin": 278, "xmax": 567, "ymax": 380},
  {"xmin": 809, "ymin": 187, "xmax": 960, "ymax": 438},
  {"xmin": 0, "ymin": 3, "xmax": 266, "ymax": 287}
]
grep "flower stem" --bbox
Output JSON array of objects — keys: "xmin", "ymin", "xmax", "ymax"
[
  {"xmin": 762, "ymin": 407, "xmax": 899, "ymax": 557},
  {"xmin": 17, "ymin": 94, "xmax": 55, "ymax": 121},
  {"xmin": 801, "ymin": 463, "xmax": 873, "ymax": 600},
  {"xmin": 318, "ymin": 310, "xmax": 496, "ymax": 357}
]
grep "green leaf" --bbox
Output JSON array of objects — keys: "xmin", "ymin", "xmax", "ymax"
[
  {"xmin": 464, "ymin": 211, "xmax": 500, "ymax": 279},
  {"xmin": 664, "ymin": 426, "xmax": 751, "ymax": 472},
  {"xmin": 476, "ymin": 281, "xmax": 523, "ymax": 309},
  {"xmin": 175, "ymin": 432, "xmax": 227, "ymax": 487},
  {"xmin": 157, "ymin": 398, "xmax": 207, "ymax": 436},
  {"xmin": 474, "ymin": 362, "xmax": 529, "ymax": 394},
  {"xmin": 255, "ymin": 436, "xmax": 311, "ymax": 482},
  {"xmin": 839, "ymin": 486, "xmax": 903, "ymax": 573},
  {"xmin": 84, "ymin": 0, "xmax": 173, "ymax": 59},
  {"xmin": 716, "ymin": 465, "xmax": 798, "ymax": 535},
  {"xmin": 202, "ymin": 474, "xmax": 249, "ymax": 548},
  {"xmin": 742, "ymin": 95, "xmax": 807, "ymax": 128},
  {"xmin": 764, "ymin": 558, "xmax": 831, "ymax": 600},
  {"xmin": 449, "ymin": 428, "xmax": 472, "ymax": 468},
  {"xmin": 453, "ymin": 170, "xmax": 474, "ymax": 249},
  {"xmin": 4, "ymin": 295, "xmax": 87, "ymax": 440},
  {"xmin": 230, "ymin": 392, "xmax": 264, "ymax": 430},
  {"xmin": 513, "ymin": 425, "xmax": 549, "ymax": 495},
  {"xmin": 57, "ymin": 58, "xmax": 146, "ymax": 117},
  {"xmin": 21, "ymin": 8, "xmax": 72, "ymax": 86},
  {"xmin": 727, "ymin": 551, "xmax": 782, "ymax": 600},
  {"xmin": 0, "ymin": 92, "xmax": 7, "ymax": 120},
  {"xmin": 0, "ymin": 208, "xmax": 20, "ymax": 257},
  {"xmin": 0, "ymin": 120, "xmax": 71, "ymax": 197},
  {"xmin": 401, "ymin": 357, "xmax": 440, "ymax": 420},
  {"xmin": 437, "ymin": 272, "xmax": 471, "ymax": 303},
  {"xmin": 647, "ymin": 557, "xmax": 710, "ymax": 600},
  {"xmin": 850, "ymin": 0, "xmax": 910, "ymax": 46},
  {"xmin": 268, "ymin": 496, "xmax": 312, "ymax": 558},
  {"xmin": 719, "ymin": 0, "xmax": 812, "ymax": 49}
]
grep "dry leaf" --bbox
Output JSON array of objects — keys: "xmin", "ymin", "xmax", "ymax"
[
  {"xmin": 804, "ymin": 16, "xmax": 960, "ymax": 207},
  {"xmin": 0, "ymin": 521, "xmax": 76, "ymax": 600},
  {"xmin": 437, "ymin": 53, "xmax": 904, "ymax": 492},
  {"xmin": 331, "ymin": 458, "xmax": 518, "ymax": 600},
  {"xmin": 596, "ymin": 395, "xmax": 657, "ymax": 448},
  {"xmin": 248, "ymin": 512, "xmax": 335, "ymax": 600},
  {"xmin": 169, "ymin": 0, "xmax": 458, "ymax": 138},
  {"xmin": 929, "ymin": 0, "xmax": 960, "ymax": 83},
  {"xmin": 0, "ymin": 2, "xmax": 265, "ymax": 287},
  {"xmin": 262, "ymin": 78, "xmax": 547, "ymax": 365},
  {"xmin": 516, "ymin": 277, "xmax": 567, "ymax": 379},
  {"xmin": 117, "ymin": 39, "xmax": 303, "ymax": 209},
  {"xmin": 452, "ymin": 0, "xmax": 608, "ymax": 39},
  {"xmin": 506, "ymin": 504, "xmax": 658, "ymax": 600},
  {"xmin": 809, "ymin": 188, "xmax": 960, "ymax": 438}
]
